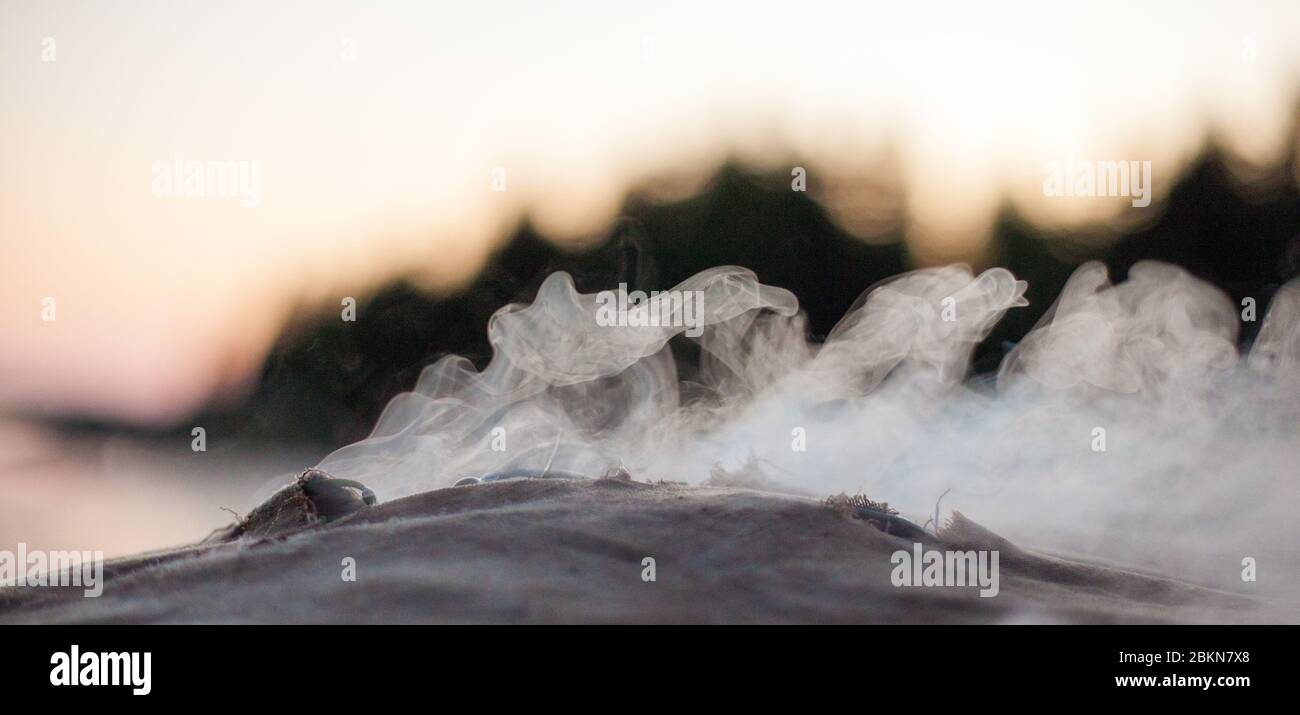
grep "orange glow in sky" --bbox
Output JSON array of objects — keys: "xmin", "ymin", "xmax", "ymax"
[{"xmin": 2, "ymin": 0, "xmax": 1299, "ymax": 424}]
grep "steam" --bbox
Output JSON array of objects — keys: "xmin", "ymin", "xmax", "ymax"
[{"xmin": 316, "ymin": 261, "xmax": 1300, "ymax": 594}]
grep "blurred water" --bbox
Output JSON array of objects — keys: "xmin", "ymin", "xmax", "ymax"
[{"xmin": 0, "ymin": 419, "xmax": 324, "ymax": 557}]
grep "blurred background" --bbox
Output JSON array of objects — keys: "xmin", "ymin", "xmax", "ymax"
[{"xmin": 3, "ymin": 0, "xmax": 1300, "ymax": 556}]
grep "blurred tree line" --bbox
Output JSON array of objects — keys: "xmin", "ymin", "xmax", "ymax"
[{"xmin": 65, "ymin": 141, "xmax": 1300, "ymax": 448}]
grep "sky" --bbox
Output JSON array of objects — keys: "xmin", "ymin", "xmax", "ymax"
[{"xmin": 2, "ymin": 0, "xmax": 1300, "ymax": 425}]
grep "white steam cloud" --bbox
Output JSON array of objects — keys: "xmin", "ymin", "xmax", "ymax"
[{"xmin": 314, "ymin": 261, "xmax": 1300, "ymax": 596}]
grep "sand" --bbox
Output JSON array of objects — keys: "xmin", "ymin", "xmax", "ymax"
[{"xmin": 0, "ymin": 477, "xmax": 1275, "ymax": 624}]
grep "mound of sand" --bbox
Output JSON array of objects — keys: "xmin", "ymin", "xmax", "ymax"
[{"xmin": 0, "ymin": 478, "xmax": 1270, "ymax": 623}]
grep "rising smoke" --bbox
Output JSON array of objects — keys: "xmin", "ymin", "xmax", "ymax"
[{"xmin": 312, "ymin": 261, "xmax": 1300, "ymax": 595}]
